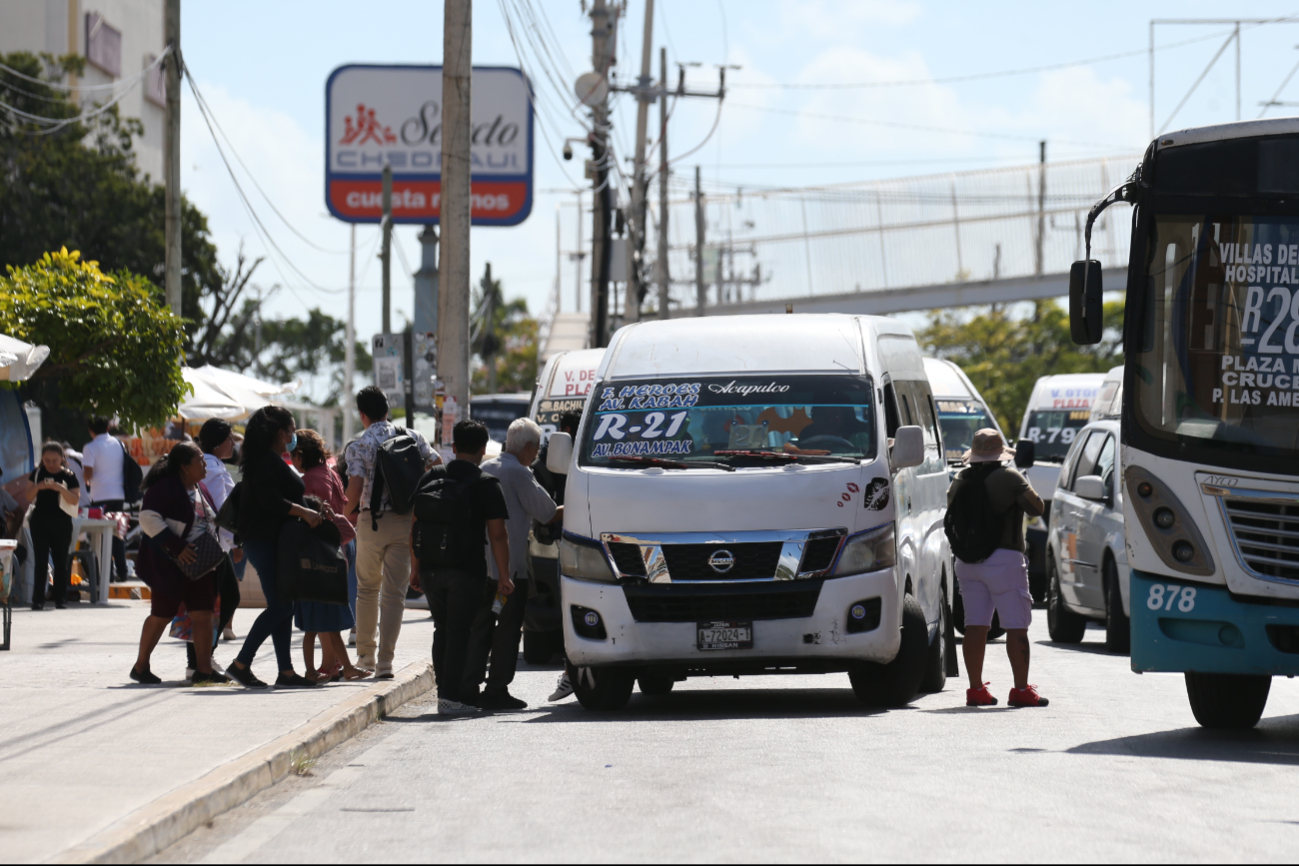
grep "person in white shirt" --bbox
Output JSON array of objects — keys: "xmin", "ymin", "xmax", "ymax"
[
  {"xmin": 81, "ymin": 417, "xmax": 128, "ymax": 582},
  {"xmin": 198, "ymin": 419, "xmax": 244, "ymax": 644}
]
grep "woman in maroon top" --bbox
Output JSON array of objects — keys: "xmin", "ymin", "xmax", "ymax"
[{"xmin": 291, "ymin": 430, "xmax": 369, "ymax": 682}]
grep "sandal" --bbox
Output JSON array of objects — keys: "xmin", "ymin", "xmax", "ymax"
[
  {"xmin": 342, "ymin": 667, "xmax": 373, "ymax": 681},
  {"xmin": 316, "ymin": 664, "xmax": 343, "ymax": 683}
]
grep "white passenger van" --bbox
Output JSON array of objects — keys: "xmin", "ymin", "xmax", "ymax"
[
  {"xmin": 1017, "ymin": 372, "xmax": 1107, "ymax": 603},
  {"xmin": 524, "ymin": 348, "xmax": 607, "ymax": 663},
  {"xmin": 545, "ymin": 314, "xmax": 955, "ymax": 710},
  {"xmin": 923, "ymin": 357, "xmax": 1005, "ymax": 474}
]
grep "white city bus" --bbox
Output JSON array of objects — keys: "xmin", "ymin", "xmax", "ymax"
[{"xmin": 1070, "ymin": 117, "xmax": 1299, "ymax": 729}]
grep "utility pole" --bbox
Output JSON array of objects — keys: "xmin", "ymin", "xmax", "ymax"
[
  {"xmin": 626, "ymin": 0, "xmax": 654, "ymax": 325},
  {"xmin": 1034, "ymin": 140, "xmax": 1046, "ymax": 278},
  {"xmin": 481, "ymin": 263, "xmax": 499, "ymax": 394},
  {"xmin": 380, "ymin": 163, "xmax": 393, "ymax": 333},
  {"xmin": 163, "ymin": 0, "xmax": 181, "ymax": 317},
  {"xmin": 694, "ymin": 166, "xmax": 705, "ymax": 316},
  {"xmin": 343, "ymin": 224, "xmax": 356, "ymax": 443},
  {"xmin": 588, "ymin": 0, "xmax": 615, "ymax": 347},
  {"xmin": 439, "ymin": 0, "xmax": 472, "ymax": 422},
  {"xmin": 657, "ymin": 47, "xmax": 670, "ymax": 319}
]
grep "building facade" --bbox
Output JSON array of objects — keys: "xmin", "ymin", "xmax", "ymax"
[{"xmin": 0, "ymin": 0, "xmax": 166, "ymax": 181}]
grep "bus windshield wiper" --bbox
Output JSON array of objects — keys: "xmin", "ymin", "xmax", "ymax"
[
  {"xmin": 609, "ymin": 455, "xmax": 735, "ymax": 471},
  {"xmin": 714, "ymin": 449, "xmax": 860, "ymax": 465}
]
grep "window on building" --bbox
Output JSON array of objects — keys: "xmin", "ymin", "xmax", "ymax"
[{"xmin": 86, "ymin": 13, "xmax": 122, "ymax": 78}]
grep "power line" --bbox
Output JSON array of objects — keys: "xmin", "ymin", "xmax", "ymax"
[
  {"xmin": 0, "ymin": 49, "xmax": 170, "ymax": 136},
  {"xmin": 0, "ymin": 54, "xmax": 166, "ymax": 92}
]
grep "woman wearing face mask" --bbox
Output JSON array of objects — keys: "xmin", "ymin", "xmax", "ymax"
[
  {"xmin": 25, "ymin": 442, "xmax": 80, "ymax": 610},
  {"xmin": 130, "ymin": 441, "xmax": 229, "ymax": 685},
  {"xmin": 228, "ymin": 406, "xmax": 325, "ymax": 689}
]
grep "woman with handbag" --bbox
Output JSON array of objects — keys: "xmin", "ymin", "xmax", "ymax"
[
  {"xmin": 228, "ymin": 406, "xmax": 324, "ymax": 689},
  {"xmin": 130, "ymin": 442, "xmax": 230, "ymax": 685},
  {"xmin": 25, "ymin": 442, "xmax": 80, "ymax": 610}
]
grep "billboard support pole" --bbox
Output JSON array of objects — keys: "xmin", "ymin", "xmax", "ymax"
[
  {"xmin": 344, "ymin": 224, "xmax": 356, "ymax": 443},
  {"xmin": 381, "ymin": 163, "xmax": 393, "ymax": 334},
  {"xmin": 439, "ymin": 0, "xmax": 473, "ymax": 418}
]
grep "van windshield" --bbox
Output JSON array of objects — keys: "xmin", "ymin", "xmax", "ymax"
[
  {"xmin": 580, "ymin": 375, "xmax": 877, "ymax": 467},
  {"xmin": 936, "ymin": 399, "xmax": 993, "ymax": 463}
]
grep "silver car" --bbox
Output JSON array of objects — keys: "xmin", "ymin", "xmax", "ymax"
[{"xmin": 1044, "ymin": 418, "xmax": 1131, "ymax": 654}]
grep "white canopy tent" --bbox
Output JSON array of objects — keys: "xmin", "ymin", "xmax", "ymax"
[
  {"xmin": 176, "ymin": 366, "xmax": 340, "ymax": 449},
  {"xmin": 0, "ymin": 334, "xmax": 50, "ymax": 382}
]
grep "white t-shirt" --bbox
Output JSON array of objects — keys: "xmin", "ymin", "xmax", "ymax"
[{"xmin": 81, "ymin": 434, "xmax": 126, "ymax": 502}]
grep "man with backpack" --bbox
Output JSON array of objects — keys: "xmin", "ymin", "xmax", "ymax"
[
  {"xmin": 945, "ymin": 428, "xmax": 1048, "ymax": 708},
  {"xmin": 343, "ymin": 386, "xmax": 438, "ymax": 678},
  {"xmin": 410, "ymin": 420, "xmax": 510, "ymax": 715}
]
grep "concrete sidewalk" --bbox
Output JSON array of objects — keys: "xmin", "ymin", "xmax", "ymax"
[{"xmin": 0, "ymin": 599, "xmax": 435, "ymax": 864}]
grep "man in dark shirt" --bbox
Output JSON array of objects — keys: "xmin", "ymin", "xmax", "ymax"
[{"xmin": 411, "ymin": 420, "xmax": 510, "ymax": 716}]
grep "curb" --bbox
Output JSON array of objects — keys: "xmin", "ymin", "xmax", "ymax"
[{"xmin": 53, "ymin": 661, "xmax": 435, "ymax": 865}]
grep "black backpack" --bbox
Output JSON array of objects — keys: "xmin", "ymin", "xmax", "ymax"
[
  {"xmin": 276, "ymin": 518, "xmax": 349, "ymax": 605},
  {"xmin": 119, "ymin": 439, "xmax": 144, "ymax": 504},
  {"xmin": 411, "ymin": 465, "xmax": 491, "ymax": 570},
  {"xmin": 369, "ymin": 432, "xmax": 426, "ymax": 529},
  {"xmin": 944, "ymin": 463, "xmax": 1007, "ymax": 565}
]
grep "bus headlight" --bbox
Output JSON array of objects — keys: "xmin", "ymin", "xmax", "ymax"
[
  {"xmin": 558, "ymin": 538, "xmax": 618, "ymax": 583},
  {"xmin": 831, "ymin": 525, "xmax": 896, "ymax": 577}
]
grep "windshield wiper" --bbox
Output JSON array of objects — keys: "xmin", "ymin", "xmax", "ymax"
[
  {"xmin": 609, "ymin": 455, "xmax": 735, "ymax": 471},
  {"xmin": 713, "ymin": 449, "xmax": 860, "ymax": 465}
]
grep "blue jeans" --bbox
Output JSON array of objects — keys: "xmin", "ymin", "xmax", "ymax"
[
  {"xmin": 345, "ymin": 538, "xmax": 358, "ymax": 620},
  {"xmin": 235, "ymin": 538, "xmax": 295, "ymax": 671}
]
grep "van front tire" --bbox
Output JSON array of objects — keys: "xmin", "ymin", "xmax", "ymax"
[
  {"xmin": 919, "ymin": 593, "xmax": 950, "ymax": 693},
  {"xmin": 571, "ymin": 665, "xmax": 636, "ymax": 711},
  {"xmin": 850, "ymin": 594, "xmax": 928, "ymax": 707}
]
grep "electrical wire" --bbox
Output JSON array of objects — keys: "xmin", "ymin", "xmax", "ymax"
[
  {"xmin": 0, "ymin": 50, "xmax": 170, "ymax": 136},
  {"xmin": 0, "ymin": 52, "xmax": 168, "ymax": 92}
]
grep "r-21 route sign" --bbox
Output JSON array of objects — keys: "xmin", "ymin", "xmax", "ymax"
[{"xmin": 325, "ymin": 65, "xmax": 533, "ymax": 226}]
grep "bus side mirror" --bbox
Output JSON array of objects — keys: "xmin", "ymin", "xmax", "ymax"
[
  {"xmin": 546, "ymin": 432, "xmax": 574, "ymax": 474},
  {"xmin": 1069, "ymin": 260, "xmax": 1104, "ymax": 345},
  {"xmin": 891, "ymin": 425, "xmax": 925, "ymax": 470},
  {"xmin": 1015, "ymin": 439, "xmax": 1035, "ymax": 469}
]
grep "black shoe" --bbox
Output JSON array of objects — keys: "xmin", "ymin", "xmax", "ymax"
[
  {"xmin": 274, "ymin": 673, "xmax": 319, "ymax": 688},
  {"xmin": 460, "ymin": 684, "xmax": 481, "ymax": 706},
  {"xmin": 54, "ymin": 602, "xmax": 66, "ymax": 610},
  {"xmin": 228, "ymin": 665, "xmax": 269, "ymax": 689},
  {"xmin": 476, "ymin": 690, "xmax": 527, "ymax": 710},
  {"xmin": 192, "ymin": 670, "xmax": 232, "ymax": 686},
  {"xmin": 30, "ymin": 602, "xmax": 43, "ymax": 611},
  {"xmin": 130, "ymin": 666, "xmax": 162, "ymax": 685}
]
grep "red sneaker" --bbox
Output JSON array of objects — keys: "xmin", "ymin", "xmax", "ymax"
[
  {"xmin": 966, "ymin": 682, "xmax": 998, "ymax": 706},
  {"xmin": 1008, "ymin": 685, "xmax": 1050, "ymax": 707}
]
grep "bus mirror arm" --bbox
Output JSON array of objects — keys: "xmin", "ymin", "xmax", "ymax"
[{"xmin": 1071, "ymin": 178, "xmax": 1142, "ymax": 346}]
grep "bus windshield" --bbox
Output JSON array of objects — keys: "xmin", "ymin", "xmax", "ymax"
[
  {"xmin": 936, "ymin": 399, "xmax": 993, "ymax": 463},
  {"xmin": 1133, "ymin": 213, "xmax": 1299, "ymax": 467},
  {"xmin": 580, "ymin": 375, "xmax": 877, "ymax": 466},
  {"xmin": 1022, "ymin": 409, "xmax": 1090, "ymax": 462}
]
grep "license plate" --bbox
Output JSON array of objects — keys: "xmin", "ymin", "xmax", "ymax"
[{"xmin": 697, "ymin": 620, "xmax": 753, "ymax": 651}]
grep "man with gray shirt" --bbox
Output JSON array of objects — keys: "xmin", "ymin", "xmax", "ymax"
[{"xmin": 463, "ymin": 418, "xmax": 562, "ymax": 710}]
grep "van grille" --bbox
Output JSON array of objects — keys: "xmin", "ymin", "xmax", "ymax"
[
  {"xmin": 623, "ymin": 580, "xmax": 823, "ymax": 622},
  {"xmin": 661, "ymin": 543, "xmax": 783, "ymax": 581},
  {"xmin": 1222, "ymin": 497, "xmax": 1299, "ymax": 583},
  {"xmin": 799, "ymin": 536, "xmax": 843, "ymax": 574},
  {"xmin": 607, "ymin": 542, "xmax": 647, "ymax": 577}
]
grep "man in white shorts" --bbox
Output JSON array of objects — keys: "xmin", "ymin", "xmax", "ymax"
[{"xmin": 951, "ymin": 429, "xmax": 1048, "ymax": 708}]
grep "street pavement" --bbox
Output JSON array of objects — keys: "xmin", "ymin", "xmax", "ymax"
[
  {"xmin": 155, "ymin": 620, "xmax": 1299, "ymax": 863},
  {"xmin": 0, "ymin": 599, "xmax": 435, "ymax": 864}
]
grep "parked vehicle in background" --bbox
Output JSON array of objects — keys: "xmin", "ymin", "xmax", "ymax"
[
  {"xmin": 547, "ymin": 314, "xmax": 955, "ymax": 711},
  {"xmin": 470, "ymin": 393, "xmax": 531, "ymax": 445},
  {"xmin": 1045, "ymin": 416, "xmax": 1130, "ymax": 653},
  {"xmin": 1017, "ymin": 373, "xmax": 1106, "ymax": 604},
  {"xmin": 523, "ymin": 348, "xmax": 606, "ymax": 663},
  {"xmin": 1090, "ymin": 366, "xmax": 1123, "ymax": 423},
  {"xmin": 924, "ymin": 356, "xmax": 1006, "ymax": 639},
  {"xmin": 1071, "ymin": 117, "xmax": 1299, "ymax": 729}
]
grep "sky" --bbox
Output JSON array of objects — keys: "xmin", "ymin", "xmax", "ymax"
[{"xmin": 177, "ymin": 0, "xmax": 1299, "ymax": 394}]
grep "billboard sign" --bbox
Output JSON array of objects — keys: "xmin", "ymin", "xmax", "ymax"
[{"xmin": 326, "ymin": 65, "xmax": 533, "ymax": 226}]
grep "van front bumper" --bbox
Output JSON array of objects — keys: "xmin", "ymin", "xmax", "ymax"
[
  {"xmin": 560, "ymin": 569, "xmax": 903, "ymax": 669},
  {"xmin": 1131, "ymin": 569, "xmax": 1299, "ymax": 676}
]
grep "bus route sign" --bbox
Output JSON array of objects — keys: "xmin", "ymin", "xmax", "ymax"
[{"xmin": 325, "ymin": 65, "xmax": 533, "ymax": 226}]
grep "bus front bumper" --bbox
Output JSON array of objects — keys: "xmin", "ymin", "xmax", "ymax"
[{"xmin": 1131, "ymin": 569, "xmax": 1299, "ymax": 675}]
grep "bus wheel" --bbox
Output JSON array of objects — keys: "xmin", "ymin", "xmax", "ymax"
[
  {"xmin": 1185, "ymin": 672, "xmax": 1271, "ymax": 730},
  {"xmin": 919, "ymin": 592, "xmax": 949, "ymax": 693},
  {"xmin": 850, "ymin": 594, "xmax": 927, "ymax": 707},
  {"xmin": 571, "ymin": 665, "xmax": 635, "ymax": 711},
  {"xmin": 1103, "ymin": 560, "xmax": 1130, "ymax": 655},
  {"xmin": 1047, "ymin": 554, "xmax": 1087, "ymax": 643},
  {"xmin": 638, "ymin": 672, "xmax": 676, "ymax": 696}
]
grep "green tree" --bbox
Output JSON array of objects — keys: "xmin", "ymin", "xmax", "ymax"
[
  {"xmin": 470, "ymin": 263, "xmax": 537, "ymax": 394},
  {"xmin": 918, "ymin": 299, "xmax": 1124, "ymax": 434},
  {"xmin": 0, "ymin": 249, "xmax": 188, "ymax": 432},
  {"xmin": 0, "ymin": 51, "xmax": 226, "ymax": 352}
]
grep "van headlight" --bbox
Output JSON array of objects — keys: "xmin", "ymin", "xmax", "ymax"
[
  {"xmin": 558, "ymin": 537, "xmax": 617, "ymax": 583},
  {"xmin": 831, "ymin": 524, "xmax": 896, "ymax": 577}
]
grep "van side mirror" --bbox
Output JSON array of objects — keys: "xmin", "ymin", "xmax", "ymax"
[
  {"xmin": 891, "ymin": 425, "xmax": 924, "ymax": 470},
  {"xmin": 1074, "ymin": 474, "xmax": 1106, "ymax": 501},
  {"xmin": 546, "ymin": 432, "xmax": 574, "ymax": 475},
  {"xmin": 1069, "ymin": 260, "xmax": 1104, "ymax": 345},
  {"xmin": 1014, "ymin": 439, "xmax": 1036, "ymax": 469}
]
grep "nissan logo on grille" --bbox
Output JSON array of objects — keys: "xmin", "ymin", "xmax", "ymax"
[{"xmin": 708, "ymin": 550, "xmax": 736, "ymax": 574}]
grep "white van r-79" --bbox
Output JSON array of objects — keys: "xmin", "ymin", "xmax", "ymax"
[{"xmin": 545, "ymin": 314, "xmax": 955, "ymax": 710}]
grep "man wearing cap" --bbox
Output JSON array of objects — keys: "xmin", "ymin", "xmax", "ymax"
[{"xmin": 951, "ymin": 428, "xmax": 1048, "ymax": 708}]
